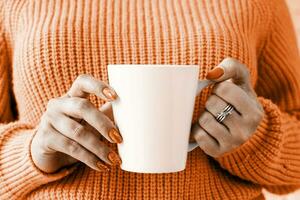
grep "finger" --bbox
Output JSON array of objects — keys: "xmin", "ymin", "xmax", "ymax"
[
  {"xmin": 206, "ymin": 58, "xmax": 256, "ymax": 96},
  {"xmin": 191, "ymin": 123, "xmax": 220, "ymax": 157},
  {"xmin": 204, "ymin": 94, "xmax": 242, "ymax": 132},
  {"xmin": 197, "ymin": 111, "xmax": 231, "ymax": 144},
  {"xmin": 67, "ymin": 74, "xmax": 118, "ymax": 101},
  {"xmin": 45, "ymin": 124, "xmax": 110, "ymax": 172},
  {"xmin": 211, "ymin": 81, "xmax": 257, "ymax": 114},
  {"xmin": 48, "ymin": 112, "xmax": 121, "ymax": 166},
  {"xmin": 47, "ymin": 97, "xmax": 123, "ymax": 143},
  {"xmin": 99, "ymin": 102, "xmax": 114, "ymax": 122}
]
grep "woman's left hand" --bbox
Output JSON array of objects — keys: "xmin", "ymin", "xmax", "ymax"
[{"xmin": 191, "ymin": 58, "xmax": 264, "ymax": 157}]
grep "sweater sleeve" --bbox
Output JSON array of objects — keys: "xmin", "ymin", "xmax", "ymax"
[
  {"xmin": 215, "ymin": 0, "xmax": 300, "ymax": 193},
  {"xmin": 0, "ymin": 5, "xmax": 76, "ymax": 200}
]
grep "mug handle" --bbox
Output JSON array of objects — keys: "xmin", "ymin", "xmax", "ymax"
[{"xmin": 188, "ymin": 79, "xmax": 214, "ymax": 152}]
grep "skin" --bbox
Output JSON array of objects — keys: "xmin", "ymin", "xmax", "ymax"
[
  {"xmin": 31, "ymin": 74, "xmax": 121, "ymax": 173},
  {"xmin": 31, "ymin": 57, "xmax": 264, "ymax": 173},
  {"xmin": 190, "ymin": 58, "xmax": 264, "ymax": 157}
]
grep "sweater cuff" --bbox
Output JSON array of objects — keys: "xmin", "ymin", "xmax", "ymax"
[
  {"xmin": 215, "ymin": 97, "xmax": 282, "ymax": 168},
  {"xmin": 0, "ymin": 123, "xmax": 77, "ymax": 198}
]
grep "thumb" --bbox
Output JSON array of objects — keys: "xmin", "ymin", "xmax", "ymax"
[{"xmin": 206, "ymin": 58, "xmax": 255, "ymax": 95}]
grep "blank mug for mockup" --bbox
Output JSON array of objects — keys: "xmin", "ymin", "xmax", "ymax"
[{"xmin": 107, "ymin": 64, "xmax": 212, "ymax": 173}]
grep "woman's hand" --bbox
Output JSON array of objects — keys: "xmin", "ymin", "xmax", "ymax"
[
  {"xmin": 31, "ymin": 74, "xmax": 122, "ymax": 173},
  {"xmin": 191, "ymin": 58, "xmax": 264, "ymax": 157}
]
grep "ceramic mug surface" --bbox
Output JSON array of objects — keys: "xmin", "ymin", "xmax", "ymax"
[{"xmin": 108, "ymin": 64, "xmax": 211, "ymax": 173}]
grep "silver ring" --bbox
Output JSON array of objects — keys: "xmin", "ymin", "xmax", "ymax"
[{"xmin": 216, "ymin": 104, "xmax": 234, "ymax": 123}]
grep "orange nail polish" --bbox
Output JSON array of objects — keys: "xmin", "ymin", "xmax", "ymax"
[
  {"xmin": 107, "ymin": 151, "xmax": 122, "ymax": 165},
  {"xmin": 108, "ymin": 128, "xmax": 123, "ymax": 143},
  {"xmin": 102, "ymin": 87, "xmax": 117, "ymax": 101},
  {"xmin": 96, "ymin": 161, "xmax": 110, "ymax": 171},
  {"xmin": 206, "ymin": 67, "xmax": 224, "ymax": 80}
]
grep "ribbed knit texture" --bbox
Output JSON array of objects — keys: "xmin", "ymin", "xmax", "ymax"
[{"xmin": 0, "ymin": 0, "xmax": 300, "ymax": 199}]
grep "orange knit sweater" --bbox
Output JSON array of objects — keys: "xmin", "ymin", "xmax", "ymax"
[{"xmin": 1, "ymin": 0, "xmax": 300, "ymax": 199}]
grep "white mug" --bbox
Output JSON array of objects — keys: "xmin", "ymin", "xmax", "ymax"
[{"xmin": 108, "ymin": 65, "xmax": 212, "ymax": 173}]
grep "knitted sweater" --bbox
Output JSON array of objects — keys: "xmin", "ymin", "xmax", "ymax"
[{"xmin": 1, "ymin": 0, "xmax": 300, "ymax": 199}]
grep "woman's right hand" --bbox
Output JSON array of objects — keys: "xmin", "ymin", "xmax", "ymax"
[{"xmin": 31, "ymin": 74, "xmax": 123, "ymax": 173}]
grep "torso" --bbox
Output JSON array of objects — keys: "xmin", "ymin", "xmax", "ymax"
[{"xmin": 2, "ymin": 0, "xmax": 270, "ymax": 199}]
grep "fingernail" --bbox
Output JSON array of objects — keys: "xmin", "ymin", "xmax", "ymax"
[
  {"xmin": 107, "ymin": 151, "xmax": 122, "ymax": 165},
  {"xmin": 108, "ymin": 128, "xmax": 123, "ymax": 143},
  {"xmin": 102, "ymin": 87, "xmax": 117, "ymax": 101},
  {"xmin": 206, "ymin": 67, "xmax": 224, "ymax": 80},
  {"xmin": 96, "ymin": 161, "xmax": 110, "ymax": 171}
]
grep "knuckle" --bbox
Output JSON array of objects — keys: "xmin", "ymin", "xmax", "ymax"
[
  {"xmin": 240, "ymin": 65, "xmax": 250, "ymax": 79},
  {"xmin": 42, "ymin": 132, "xmax": 57, "ymax": 149},
  {"xmin": 40, "ymin": 116, "xmax": 51, "ymax": 132},
  {"xmin": 36, "ymin": 127, "xmax": 55, "ymax": 149},
  {"xmin": 76, "ymin": 74, "xmax": 92, "ymax": 82},
  {"xmin": 75, "ymin": 99, "xmax": 91, "ymax": 111},
  {"xmin": 223, "ymin": 57, "xmax": 250, "ymax": 77},
  {"xmin": 224, "ymin": 57, "xmax": 238, "ymax": 69},
  {"xmin": 245, "ymin": 112, "xmax": 263, "ymax": 135},
  {"xmin": 40, "ymin": 113, "xmax": 49, "ymax": 123},
  {"xmin": 34, "ymin": 134, "xmax": 50, "ymax": 151},
  {"xmin": 205, "ymin": 95, "xmax": 218, "ymax": 109},
  {"xmin": 72, "ymin": 124, "xmax": 85, "ymax": 138},
  {"xmin": 47, "ymin": 98, "xmax": 57, "ymax": 109},
  {"xmin": 92, "ymin": 81, "xmax": 106, "ymax": 93},
  {"xmin": 253, "ymin": 110, "xmax": 264, "ymax": 123},
  {"xmin": 225, "ymin": 57, "xmax": 241, "ymax": 66},
  {"xmin": 223, "ymin": 57, "xmax": 234, "ymax": 63},
  {"xmin": 67, "ymin": 140, "xmax": 80, "ymax": 154},
  {"xmin": 40, "ymin": 124, "xmax": 50, "ymax": 135},
  {"xmin": 247, "ymin": 108, "xmax": 264, "ymax": 125},
  {"xmin": 214, "ymin": 82, "xmax": 231, "ymax": 95},
  {"xmin": 37, "ymin": 127, "xmax": 47, "ymax": 140},
  {"xmin": 198, "ymin": 112, "xmax": 212, "ymax": 126}
]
